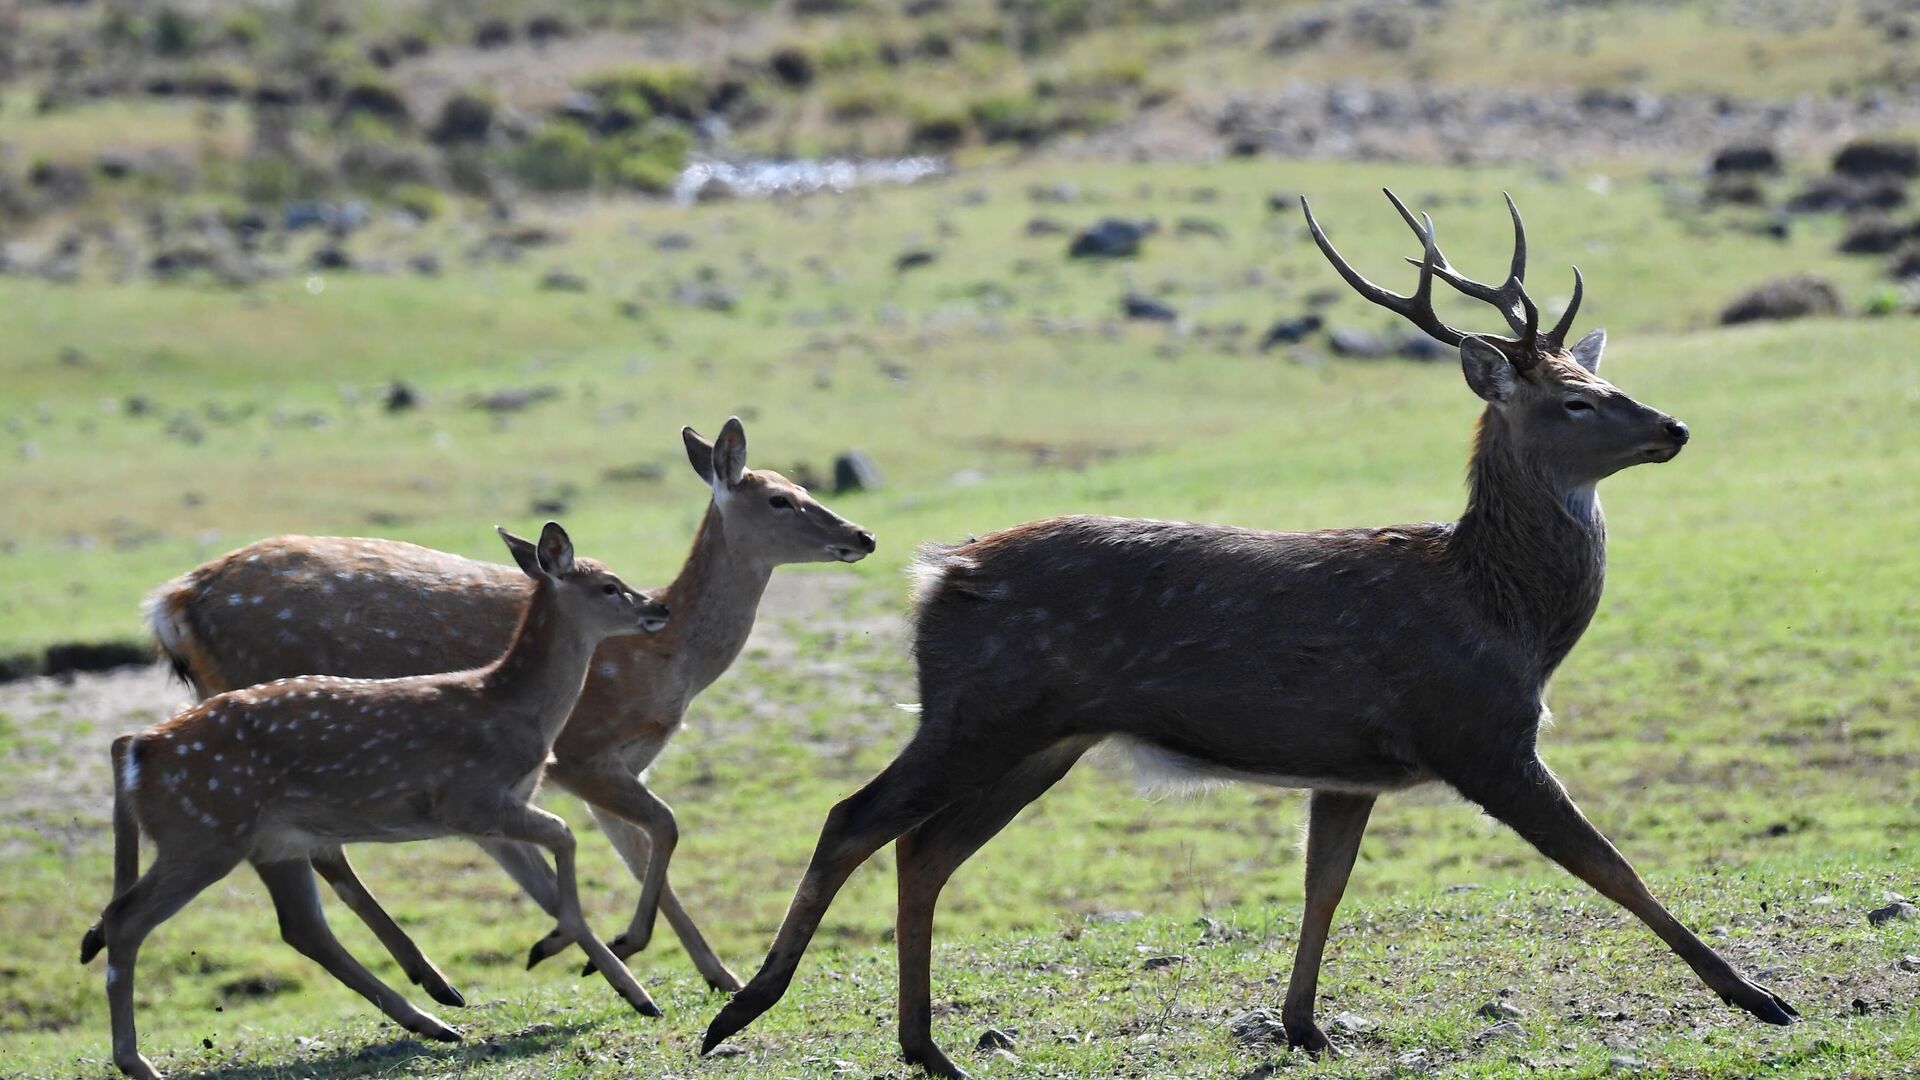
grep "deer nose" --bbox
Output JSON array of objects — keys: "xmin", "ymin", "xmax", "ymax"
[
  {"xmin": 1665, "ymin": 419, "xmax": 1690, "ymax": 445},
  {"xmin": 853, "ymin": 530, "xmax": 877, "ymax": 553}
]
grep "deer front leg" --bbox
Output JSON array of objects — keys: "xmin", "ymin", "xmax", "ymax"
[
  {"xmin": 571, "ymin": 803, "xmax": 743, "ymax": 990},
  {"xmin": 1281, "ymin": 790, "xmax": 1375, "ymax": 1056},
  {"xmin": 1445, "ymin": 752, "xmax": 1798, "ymax": 1025},
  {"xmin": 492, "ymin": 803, "xmax": 662, "ymax": 1017},
  {"xmin": 308, "ymin": 846, "xmax": 466, "ymax": 1008}
]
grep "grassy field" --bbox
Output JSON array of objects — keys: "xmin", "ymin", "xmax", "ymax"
[{"xmin": 3, "ymin": 153, "xmax": 1919, "ymax": 1079}]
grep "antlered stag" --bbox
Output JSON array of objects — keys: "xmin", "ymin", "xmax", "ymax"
[
  {"xmin": 702, "ymin": 191, "xmax": 1798, "ymax": 1078},
  {"xmin": 144, "ymin": 418, "xmax": 875, "ymax": 998},
  {"xmin": 83, "ymin": 523, "xmax": 667, "ymax": 1080}
]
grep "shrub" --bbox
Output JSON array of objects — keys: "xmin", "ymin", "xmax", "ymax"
[
  {"xmin": 970, "ymin": 94, "xmax": 1043, "ymax": 144},
  {"xmin": 510, "ymin": 121, "xmax": 597, "ymax": 193},
  {"xmin": 221, "ymin": 11, "xmax": 266, "ymax": 49},
  {"xmin": 391, "ymin": 183, "xmax": 447, "ymax": 220},
  {"xmin": 583, "ymin": 65, "xmax": 709, "ymax": 121},
  {"xmin": 152, "ymin": 8, "xmax": 201, "ymax": 57},
  {"xmin": 908, "ymin": 101, "xmax": 970, "ymax": 150},
  {"xmin": 604, "ymin": 121, "xmax": 691, "ymax": 194}
]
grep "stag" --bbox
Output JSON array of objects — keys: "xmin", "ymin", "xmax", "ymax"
[
  {"xmin": 82, "ymin": 523, "xmax": 667, "ymax": 1080},
  {"xmin": 702, "ymin": 191, "xmax": 1798, "ymax": 1078},
  {"xmin": 143, "ymin": 418, "xmax": 875, "ymax": 1000}
]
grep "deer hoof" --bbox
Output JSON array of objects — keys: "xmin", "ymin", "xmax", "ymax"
[
  {"xmin": 704, "ymin": 968, "xmax": 745, "ymax": 994},
  {"xmin": 419, "ymin": 976, "xmax": 465, "ymax": 1009},
  {"xmin": 902, "ymin": 1041, "xmax": 972, "ymax": 1079},
  {"xmin": 703, "ymin": 988, "xmax": 773, "ymax": 1056},
  {"xmin": 114, "ymin": 1052, "xmax": 161, "ymax": 1080},
  {"xmin": 1283, "ymin": 1020, "xmax": 1339, "ymax": 1057},
  {"xmin": 524, "ymin": 928, "xmax": 569, "ymax": 970},
  {"xmin": 1725, "ymin": 978, "xmax": 1800, "ymax": 1025}
]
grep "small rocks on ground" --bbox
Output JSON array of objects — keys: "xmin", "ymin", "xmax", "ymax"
[
  {"xmin": 976, "ymin": 1028, "xmax": 1016, "ymax": 1051},
  {"xmin": 1711, "ymin": 143, "xmax": 1782, "ymax": 175},
  {"xmin": 383, "ymin": 381, "xmax": 420, "ymax": 413},
  {"xmin": 1141, "ymin": 953, "xmax": 1190, "ymax": 970},
  {"xmin": 894, "ymin": 248, "xmax": 938, "ymax": 272},
  {"xmin": 540, "ymin": 268, "xmax": 589, "ymax": 292},
  {"xmin": 1329, "ymin": 1011, "xmax": 1370, "ymax": 1034},
  {"xmin": 1868, "ymin": 900, "xmax": 1917, "ymax": 925},
  {"xmin": 1259, "ymin": 314, "xmax": 1323, "ymax": 350},
  {"xmin": 1895, "ymin": 955, "xmax": 1920, "ymax": 972},
  {"xmin": 1477, "ymin": 1000, "xmax": 1524, "ymax": 1021},
  {"xmin": 705, "ymin": 1043, "xmax": 748, "ymax": 1058},
  {"xmin": 1069, "ymin": 218, "xmax": 1155, "ymax": 259},
  {"xmin": 1609, "ymin": 1054, "xmax": 1649, "ymax": 1071},
  {"xmin": 1473, "ymin": 1020, "xmax": 1526, "ymax": 1044},
  {"xmin": 1227, "ymin": 1008, "xmax": 1286, "ymax": 1047},
  {"xmin": 1122, "ymin": 292, "xmax": 1178, "ymax": 321}
]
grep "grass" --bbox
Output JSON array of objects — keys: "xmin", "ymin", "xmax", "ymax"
[{"xmin": 2, "ymin": 152, "xmax": 1919, "ymax": 1077}]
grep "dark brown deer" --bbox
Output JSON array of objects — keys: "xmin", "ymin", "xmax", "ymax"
[
  {"xmin": 81, "ymin": 523, "xmax": 669, "ymax": 1080},
  {"xmin": 702, "ymin": 191, "xmax": 1798, "ymax": 1078},
  {"xmin": 143, "ymin": 418, "xmax": 875, "ymax": 1001}
]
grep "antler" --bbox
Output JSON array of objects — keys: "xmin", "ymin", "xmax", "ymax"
[{"xmin": 1301, "ymin": 189, "xmax": 1585, "ymax": 369}]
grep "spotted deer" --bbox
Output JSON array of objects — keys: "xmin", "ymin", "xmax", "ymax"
[
  {"xmin": 81, "ymin": 523, "xmax": 668, "ymax": 1080},
  {"xmin": 702, "ymin": 191, "xmax": 1798, "ymax": 1078},
  {"xmin": 143, "ymin": 418, "xmax": 875, "ymax": 1002}
]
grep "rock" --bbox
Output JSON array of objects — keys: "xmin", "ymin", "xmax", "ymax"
[
  {"xmin": 976, "ymin": 1028, "xmax": 1016, "ymax": 1051},
  {"xmin": 705, "ymin": 1043, "xmax": 747, "ymax": 1058},
  {"xmin": 1833, "ymin": 138, "xmax": 1920, "ymax": 179},
  {"xmin": 833, "ymin": 450, "xmax": 883, "ymax": 494},
  {"xmin": 1477, "ymin": 1000, "xmax": 1524, "ymax": 1021},
  {"xmin": 1394, "ymin": 1048, "xmax": 1431, "ymax": 1071},
  {"xmin": 1474, "ymin": 1020, "xmax": 1526, "ymax": 1044},
  {"xmin": 383, "ymin": 381, "xmax": 420, "ymax": 413},
  {"xmin": 1838, "ymin": 218, "xmax": 1912, "ymax": 254},
  {"xmin": 473, "ymin": 18, "xmax": 514, "ymax": 48},
  {"xmin": 431, "ymin": 93, "xmax": 494, "ymax": 145},
  {"xmin": 1227, "ymin": 1008, "xmax": 1286, "ymax": 1047},
  {"xmin": 1786, "ymin": 175, "xmax": 1907, "ymax": 214},
  {"xmin": 526, "ymin": 14, "xmax": 571, "ymax": 43},
  {"xmin": 655, "ymin": 231, "xmax": 695, "ymax": 251},
  {"xmin": 540, "ymin": 268, "xmax": 589, "ymax": 292},
  {"xmin": 1069, "ymin": 218, "xmax": 1156, "ymax": 259},
  {"xmin": 409, "ymin": 253, "xmax": 442, "ymax": 276},
  {"xmin": 895, "ymin": 248, "xmax": 938, "ymax": 273},
  {"xmin": 1704, "ymin": 174, "xmax": 1768, "ymax": 208},
  {"xmin": 474, "ymin": 385, "xmax": 559, "ymax": 413},
  {"xmin": 1122, "ymin": 292, "xmax": 1178, "ymax": 322},
  {"xmin": 1868, "ymin": 901, "xmax": 1918, "ymax": 925},
  {"xmin": 1089, "ymin": 909, "xmax": 1144, "ymax": 924},
  {"xmin": 310, "ymin": 246, "xmax": 353, "ymax": 271},
  {"xmin": 1258, "ymin": 314, "xmax": 1323, "ymax": 350},
  {"xmin": 1896, "ymin": 955, "xmax": 1920, "ymax": 972},
  {"xmin": 1887, "ymin": 243, "xmax": 1920, "ymax": 280},
  {"xmin": 1027, "ymin": 181, "xmax": 1079, "ymax": 204},
  {"xmin": 1141, "ymin": 954, "xmax": 1190, "ymax": 970},
  {"xmin": 1328, "ymin": 327, "xmax": 1392, "ymax": 358},
  {"xmin": 1025, "ymin": 216, "xmax": 1068, "ymax": 236},
  {"xmin": 1267, "ymin": 189, "xmax": 1299, "ymax": 213},
  {"xmin": 1711, "ymin": 143, "xmax": 1781, "ymax": 175},
  {"xmin": 672, "ymin": 280, "xmax": 739, "ymax": 312},
  {"xmin": 1267, "ymin": 12, "xmax": 1334, "ymax": 54},
  {"xmin": 1329, "ymin": 1011, "xmax": 1370, "ymax": 1034},
  {"xmin": 987, "ymin": 1048, "xmax": 1019, "ymax": 1065},
  {"xmin": 1718, "ymin": 276, "xmax": 1842, "ymax": 325},
  {"xmin": 1397, "ymin": 333, "xmax": 1448, "ymax": 361},
  {"xmin": 1608, "ymin": 1054, "xmax": 1648, "ymax": 1071},
  {"xmin": 769, "ymin": 46, "xmax": 815, "ymax": 88}
]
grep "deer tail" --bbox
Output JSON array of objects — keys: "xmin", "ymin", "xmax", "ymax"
[{"xmin": 144, "ymin": 576, "xmax": 227, "ymax": 698}]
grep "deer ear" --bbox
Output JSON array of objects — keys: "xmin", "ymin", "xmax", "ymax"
[
  {"xmin": 711, "ymin": 416, "xmax": 748, "ymax": 489},
  {"xmin": 683, "ymin": 426, "xmax": 715, "ymax": 485},
  {"xmin": 1569, "ymin": 327, "xmax": 1606, "ymax": 374},
  {"xmin": 497, "ymin": 526, "xmax": 543, "ymax": 580},
  {"xmin": 535, "ymin": 521, "xmax": 574, "ymax": 577},
  {"xmin": 1460, "ymin": 335, "xmax": 1517, "ymax": 403}
]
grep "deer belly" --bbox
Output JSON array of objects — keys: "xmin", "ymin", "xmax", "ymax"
[
  {"xmin": 250, "ymin": 795, "xmax": 443, "ymax": 861},
  {"xmin": 1115, "ymin": 736, "xmax": 1430, "ymax": 795}
]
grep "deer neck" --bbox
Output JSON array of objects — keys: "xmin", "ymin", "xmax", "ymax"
[
  {"xmin": 482, "ymin": 581, "xmax": 600, "ymax": 745},
  {"xmin": 1450, "ymin": 414, "xmax": 1608, "ymax": 677},
  {"xmin": 661, "ymin": 502, "xmax": 774, "ymax": 694}
]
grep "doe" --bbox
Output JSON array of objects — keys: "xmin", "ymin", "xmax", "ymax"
[
  {"xmin": 82, "ymin": 523, "xmax": 667, "ymax": 1080},
  {"xmin": 702, "ymin": 191, "xmax": 1798, "ymax": 1078}
]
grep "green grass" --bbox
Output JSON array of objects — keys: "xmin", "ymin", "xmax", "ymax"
[{"xmin": 3, "ymin": 153, "xmax": 1919, "ymax": 1077}]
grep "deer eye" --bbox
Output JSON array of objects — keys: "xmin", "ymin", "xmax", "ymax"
[
  {"xmin": 1563, "ymin": 398, "xmax": 1594, "ymax": 415},
  {"xmin": 602, "ymin": 584, "xmax": 618, "ymax": 595},
  {"xmin": 769, "ymin": 495, "xmax": 794, "ymax": 510}
]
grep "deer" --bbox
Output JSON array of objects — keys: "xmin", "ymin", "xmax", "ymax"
[
  {"xmin": 80, "ymin": 523, "xmax": 670, "ymax": 1080},
  {"xmin": 700, "ymin": 191, "xmax": 1799, "ymax": 1078},
  {"xmin": 141, "ymin": 417, "xmax": 875, "ymax": 1005}
]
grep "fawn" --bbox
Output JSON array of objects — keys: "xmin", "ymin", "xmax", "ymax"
[{"xmin": 82, "ymin": 523, "xmax": 668, "ymax": 1080}]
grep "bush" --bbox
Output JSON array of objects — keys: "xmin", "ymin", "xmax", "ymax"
[
  {"xmin": 583, "ymin": 65, "xmax": 709, "ymax": 121},
  {"xmin": 970, "ymin": 94, "xmax": 1043, "ymax": 144},
  {"xmin": 152, "ymin": 8, "xmax": 201, "ymax": 57},
  {"xmin": 222, "ymin": 11, "xmax": 266, "ymax": 49},
  {"xmin": 908, "ymin": 102, "xmax": 970, "ymax": 150},
  {"xmin": 391, "ymin": 183, "xmax": 447, "ymax": 220},
  {"xmin": 510, "ymin": 121, "xmax": 597, "ymax": 193},
  {"xmin": 605, "ymin": 121, "xmax": 691, "ymax": 194}
]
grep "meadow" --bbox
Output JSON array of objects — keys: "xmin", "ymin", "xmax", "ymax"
[{"xmin": 2, "ymin": 153, "xmax": 1918, "ymax": 1078}]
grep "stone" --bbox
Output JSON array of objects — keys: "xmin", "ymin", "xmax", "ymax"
[
  {"xmin": 1868, "ymin": 901, "xmax": 1917, "ymax": 926},
  {"xmin": 1718, "ymin": 276, "xmax": 1842, "ymax": 325},
  {"xmin": 976, "ymin": 1028, "xmax": 1016, "ymax": 1051}
]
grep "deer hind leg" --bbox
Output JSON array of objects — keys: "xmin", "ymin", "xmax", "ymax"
[
  {"xmin": 490, "ymin": 802, "xmax": 662, "ymax": 1017},
  {"xmin": 97, "ymin": 847, "xmax": 241, "ymax": 1080},
  {"xmin": 308, "ymin": 845, "xmax": 466, "ymax": 1008},
  {"xmin": 1279, "ymin": 790, "xmax": 1375, "ymax": 1055},
  {"xmin": 252, "ymin": 859, "xmax": 461, "ymax": 1043},
  {"xmin": 894, "ymin": 738, "xmax": 1092, "ymax": 1080},
  {"xmin": 1444, "ymin": 752, "xmax": 1798, "ymax": 1025},
  {"xmin": 703, "ymin": 729, "xmax": 1022, "ymax": 1056}
]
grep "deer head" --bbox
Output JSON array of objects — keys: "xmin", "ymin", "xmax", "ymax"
[
  {"xmin": 497, "ymin": 522, "xmax": 671, "ymax": 637},
  {"xmin": 1302, "ymin": 190, "xmax": 1690, "ymax": 487},
  {"xmin": 682, "ymin": 417, "xmax": 878, "ymax": 565}
]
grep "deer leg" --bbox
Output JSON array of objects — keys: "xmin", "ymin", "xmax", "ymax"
[
  {"xmin": 308, "ymin": 845, "xmax": 466, "ymax": 1008},
  {"xmin": 1279, "ymin": 790, "xmax": 1375, "ymax": 1055},
  {"xmin": 895, "ymin": 739, "xmax": 1090, "ymax": 1080},
  {"xmin": 703, "ymin": 734, "xmax": 1007, "ymax": 1055},
  {"xmin": 492, "ymin": 802, "xmax": 662, "ymax": 1017},
  {"xmin": 564, "ymin": 802, "xmax": 743, "ymax": 990},
  {"xmin": 252, "ymin": 859, "xmax": 461, "ymax": 1042},
  {"xmin": 97, "ymin": 848, "xmax": 239, "ymax": 1080},
  {"xmin": 1446, "ymin": 753, "xmax": 1798, "ymax": 1025}
]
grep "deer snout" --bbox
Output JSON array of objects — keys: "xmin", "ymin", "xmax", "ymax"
[
  {"xmin": 638, "ymin": 598, "xmax": 671, "ymax": 633},
  {"xmin": 1664, "ymin": 419, "xmax": 1690, "ymax": 445},
  {"xmin": 829, "ymin": 529, "xmax": 877, "ymax": 562}
]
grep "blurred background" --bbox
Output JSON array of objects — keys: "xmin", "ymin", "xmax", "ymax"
[{"xmin": 2, "ymin": 2, "xmax": 1917, "ymax": 1077}]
